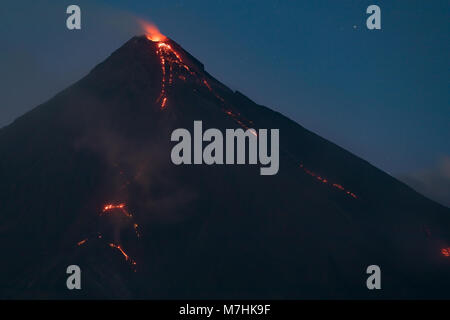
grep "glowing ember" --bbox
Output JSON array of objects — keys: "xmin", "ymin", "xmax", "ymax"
[
  {"xmin": 332, "ymin": 183, "xmax": 345, "ymax": 190},
  {"xmin": 203, "ymin": 79, "xmax": 212, "ymax": 91},
  {"xmin": 442, "ymin": 248, "xmax": 450, "ymax": 257},
  {"xmin": 139, "ymin": 20, "xmax": 167, "ymax": 42},
  {"xmin": 134, "ymin": 223, "xmax": 141, "ymax": 238},
  {"xmin": 161, "ymin": 97, "xmax": 167, "ymax": 108},
  {"xmin": 77, "ymin": 239, "xmax": 87, "ymax": 246}
]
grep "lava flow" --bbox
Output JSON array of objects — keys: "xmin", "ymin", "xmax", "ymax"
[
  {"xmin": 109, "ymin": 243, "xmax": 137, "ymax": 268},
  {"xmin": 101, "ymin": 203, "xmax": 132, "ymax": 218},
  {"xmin": 142, "ymin": 21, "xmax": 224, "ymax": 109},
  {"xmin": 300, "ymin": 163, "xmax": 358, "ymax": 199},
  {"xmin": 442, "ymin": 248, "xmax": 450, "ymax": 257},
  {"xmin": 77, "ymin": 238, "xmax": 87, "ymax": 246},
  {"xmin": 75, "ymin": 200, "xmax": 141, "ymax": 271},
  {"xmin": 140, "ymin": 22, "xmax": 357, "ymax": 201},
  {"xmin": 101, "ymin": 202, "xmax": 141, "ymax": 237},
  {"xmin": 153, "ymin": 41, "xmax": 197, "ymax": 108},
  {"xmin": 224, "ymin": 109, "xmax": 257, "ymax": 137},
  {"xmin": 140, "ymin": 21, "xmax": 173, "ymax": 108}
]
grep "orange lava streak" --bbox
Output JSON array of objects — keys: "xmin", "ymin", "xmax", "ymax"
[
  {"xmin": 299, "ymin": 163, "xmax": 358, "ymax": 199},
  {"xmin": 203, "ymin": 79, "xmax": 212, "ymax": 91},
  {"xmin": 203, "ymin": 79, "xmax": 226, "ymax": 103},
  {"xmin": 442, "ymin": 248, "xmax": 450, "ymax": 257},
  {"xmin": 109, "ymin": 243, "xmax": 128, "ymax": 260},
  {"xmin": 109, "ymin": 243, "xmax": 137, "ymax": 266},
  {"xmin": 158, "ymin": 43, "xmax": 183, "ymax": 62},
  {"xmin": 332, "ymin": 183, "xmax": 345, "ymax": 190},
  {"xmin": 224, "ymin": 109, "xmax": 257, "ymax": 136},
  {"xmin": 102, "ymin": 203, "xmax": 133, "ymax": 218},
  {"xmin": 156, "ymin": 49, "xmax": 167, "ymax": 108},
  {"xmin": 103, "ymin": 203, "xmax": 125, "ymax": 211},
  {"xmin": 134, "ymin": 223, "xmax": 141, "ymax": 238},
  {"xmin": 153, "ymin": 34, "xmax": 224, "ymax": 110},
  {"xmin": 77, "ymin": 239, "xmax": 87, "ymax": 246},
  {"xmin": 161, "ymin": 97, "xmax": 167, "ymax": 108},
  {"xmin": 155, "ymin": 44, "xmax": 171, "ymax": 108},
  {"xmin": 154, "ymin": 41, "xmax": 199, "ymax": 109}
]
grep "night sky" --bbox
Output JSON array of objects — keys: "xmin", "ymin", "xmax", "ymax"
[{"xmin": 0, "ymin": 0, "xmax": 448, "ymax": 206}]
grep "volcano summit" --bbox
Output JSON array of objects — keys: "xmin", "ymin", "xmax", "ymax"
[{"xmin": 0, "ymin": 33, "xmax": 449, "ymax": 299}]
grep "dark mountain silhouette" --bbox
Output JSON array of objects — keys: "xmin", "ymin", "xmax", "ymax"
[{"xmin": 0, "ymin": 35, "xmax": 449, "ymax": 299}]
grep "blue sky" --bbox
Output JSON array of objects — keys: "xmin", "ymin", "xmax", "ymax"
[{"xmin": 0, "ymin": 0, "xmax": 448, "ymax": 205}]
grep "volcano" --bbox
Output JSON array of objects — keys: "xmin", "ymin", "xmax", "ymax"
[{"xmin": 0, "ymin": 34, "xmax": 449, "ymax": 299}]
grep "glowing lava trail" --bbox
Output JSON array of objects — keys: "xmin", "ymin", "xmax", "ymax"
[
  {"xmin": 153, "ymin": 41, "xmax": 195, "ymax": 109},
  {"xmin": 76, "ymin": 200, "xmax": 141, "ymax": 271},
  {"xmin": 140, "ymin": 21, "xmax": 357, "ymax": 200},
  {"xmin": 101, "ymin": 203, "xmax": 133, "ymax": 218},
  {"xmin": 442, "ymin": 248, "xmax": 450, "ymax": 257},
  {"xmin": 77, "ymin": 238, "xmax": 87, "ymax": 246},
  {"xmin": 100, "ymin": 202, "xmax": 142, "ymax": 237},
  {"xmin": 142, "ymin": 21, "xmax": 225, "ymax": 110},
  {"xmin": 224, "ymin": 109, "xmax": 257, "ymax": 137},
  {"xmin": 299, "ymin": 163, "xmax": 358, "ymax": 199},
  {"xmin": 109, "ymin": 243, "xmax": 137, "ymax": 268},
  {"xmin": 134, "ymin": 223, "xmax": 141, "ymax": 238}
]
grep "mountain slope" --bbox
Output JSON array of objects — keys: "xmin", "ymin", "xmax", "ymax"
[{"xmin": 0, "ymin": 36, "xmax": 449, "ymax": 299}]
